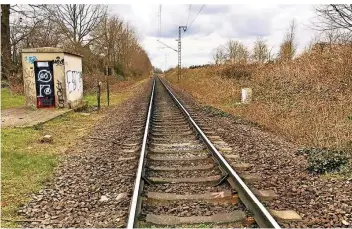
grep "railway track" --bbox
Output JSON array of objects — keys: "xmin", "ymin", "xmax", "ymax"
[{"xmin": 127, "ymin": 77, "xmax": 281, "ymax": 228}]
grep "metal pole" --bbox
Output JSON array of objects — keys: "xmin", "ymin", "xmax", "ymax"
[
  {"xmin": 178, "ymin": 26, "xmax": 187, "ymax": 83},
  {"xmin": 107, "ymin": 77, "xmax": 110, "ymax": 106},
  {"xmin": 97, "ymin": 81, "xmax": 101, "ymax": 110},
  {"xmin": 164, "ymin": 54, "xmax": 168, "ymax": 72},
  {"xmin": 178, "ymin": 26, "xmax": 181, "ymax": 82}
]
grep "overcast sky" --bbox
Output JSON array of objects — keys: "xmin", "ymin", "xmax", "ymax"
[{"xmin": 110, "ymin": 4, "xmax": 318, "ymax": 71}]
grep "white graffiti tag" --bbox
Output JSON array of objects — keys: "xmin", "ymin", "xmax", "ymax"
[
  {"xmin": 66, "ymin": 70, "xmax": 82, "ymax": 94},
  {"xmin": 38, "ymin": 85, "xmax": 52, "ymax": 97},
  {"xmin": 38, "ymin": 70, "xmax": 52, "ymax": 82}
]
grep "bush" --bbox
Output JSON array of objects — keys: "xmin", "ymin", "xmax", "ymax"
[
  {"xmin": 114, "ymin": 63, "xmax": 125, "ymax": 77},
  {"xmin": 304, "ymin": 147, "xmax": 349, "ymax": 174},
  {"xmin": 202, "ymin": 105, "xmax": 230, "ymax": 117},
  {"xmin": 220, "ymin": 63, "xmax": 256, "ymax": 80}
]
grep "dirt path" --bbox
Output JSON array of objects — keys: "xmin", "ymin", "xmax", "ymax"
[
  {"xmin": 1, "ymin": 107, "xmax": 71, "ymax": 128},
  {"xmin": 19, "ymin": 80, "xmax": 152, "ymax": 228},
  {"xmin": 165, "ymin": 80, "xmax": 351, "ymax": 228}
]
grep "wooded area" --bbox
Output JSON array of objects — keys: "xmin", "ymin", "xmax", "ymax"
[
  {"xmin": 1, "ymin": 4, "xmax": 152, "ymax": 85},
  {"xmin": 212, "ymin": 19, "xmax": 297, "ymax": 65}
]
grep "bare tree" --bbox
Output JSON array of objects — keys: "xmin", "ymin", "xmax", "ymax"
[
  {"xmin": 1, "ymin": 5, "xmax": 11, "ymax": 80},
  {"xmin": 314, "ymin": 5, "xmax": 352, "ymax": 43},
  {"xmin": 2, "ymin": 4, "xmax": 151, "ymax": 81},
  {"xmin": 90, "ymin": 15, "xmax": 152, "ymax": 76},
  {"xmin": 252, "ymin": 37, "xmax": 269, "ymax": 63},
  {"xmin": 92, "ymin": 15, "xmax": 122, "ymax": 64},
  {"xmin": 315, "ymin": 5, "xmax": 352, "ymax": 32},
  {"xmin": 212, "ymin": 45, "xmax": 227, "ymax": 65},
  {"xmin": 45, "ymin": 4, "xmax": 107, "ymax": 46},
  {"xmin": 23, "ymin": 19, "xmax": 64, "ymax": 48},
  {"xmin": 279, "ymin": 19, "xmax": 297, "ymax": 61},
  {"xmin": 1, "ymin": 4, "xmax": 46, "ymax": 79},
  {"xmin": 225, "ymin": 40, "xmax": 249, "ymax": 64},
  {"xmin": 10, "ymin": 7, "xmax": 47, "ymax": 67}
]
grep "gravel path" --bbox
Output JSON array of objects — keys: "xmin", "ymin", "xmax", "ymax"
[
  {"xmin": 19, "ymin": 80, "xmax": 152, "ymax": 228},
  {"xmin": 165, "ymin": 80, "xmax": 352, "ymax": 228}
]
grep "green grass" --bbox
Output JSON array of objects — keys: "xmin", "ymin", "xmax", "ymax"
[
  {"xmin": 1, "ymin": 111, "xmax": 102, "ymax": 227},
  {"xmin": 1, "ymin": 88, "xmax": 25, "ymax": 110},
  {"xmin": 84, "ymin": 93, "xmax": 98, "ymax": 107},
  {"xmin": 1, "ymin": 80, "xmax": 147, "ymax": 227},
  {"xmin": 1, "ymin": 127, "xmax": 58, "ymax": 227},
  {"xmin": 84, "ymin": 92, "xmax": 130, "ymax": 108}
]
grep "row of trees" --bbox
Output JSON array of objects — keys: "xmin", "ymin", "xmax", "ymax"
[
  {"xmin": 212, "ymin": 20, "xmax": 298, "ymax": 65},
  {"xmin": 1, "ymin": 4, "xmax": 152, "ymax": 81},
  {"xmin": 189, "ymin": 64, "xmax": 210, "ymax": 69},
  {"xmin": 212, "ymin": 4, "xmax": 352, "ymax": 65},
  {"xmin": 152, "ymin": 66, "xmax": 163, "ymax": 74}
]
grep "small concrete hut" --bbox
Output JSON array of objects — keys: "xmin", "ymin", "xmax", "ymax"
[{"xmin": 21, "ymin": 47, "xmax": 84, "ymax": 109}]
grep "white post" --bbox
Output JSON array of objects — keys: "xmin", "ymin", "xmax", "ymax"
[{"xmin": 241, "ymin": 88, "xmax": 252, "ymax": 104}]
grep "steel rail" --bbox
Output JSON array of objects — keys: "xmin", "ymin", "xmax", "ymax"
[
  {"xmin": 127, "ymin": 79, "xmax": 155, "ymax": 229},
  {"xmin": 159, "ymin": 77, "xmax": 281, "ymax": 229}
]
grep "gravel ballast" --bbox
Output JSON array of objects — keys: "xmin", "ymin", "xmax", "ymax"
[{"xmin": 164, "ymin": 80, "xmax": 352, "ymax": 228}]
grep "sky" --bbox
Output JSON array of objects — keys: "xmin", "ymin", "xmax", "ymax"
[{"xmin": 110, "ymin": 4, "xmax": 319, "ymax": 71}]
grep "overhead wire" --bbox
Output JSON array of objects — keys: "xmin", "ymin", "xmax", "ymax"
[
  {"xmin": 186, "ymin": 4, "xmax": 192, "ymax": 27},
  {"xmin": 188, "ymin": 4, "xmax": 205, "ymax": 30},
  {"xmin": 159, "ymin": 4, "xmax": 162, "ymax": 39},
  {"xmin": 182, "ymin": 4, "xmax": 205, "ymax": 38},
  {"xmin": 157, "ymin": 5, "xmax": 177, "ymax": 54}
]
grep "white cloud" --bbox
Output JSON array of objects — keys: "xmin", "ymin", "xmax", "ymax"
[{"xmin": 109, "ymin": 4, "xmax": 318, "ymax": 70}]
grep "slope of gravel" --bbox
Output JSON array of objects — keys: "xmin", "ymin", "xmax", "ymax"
[
  {"xmin": 19, "ymin": 80, "xmax": 152, "ymax": 228},
  {"xmin": 164, "ymin": 80, "xmax": 352, "ymax": 228}
]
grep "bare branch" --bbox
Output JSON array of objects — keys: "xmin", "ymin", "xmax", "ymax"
[
  {"xmin": 313, "ymin": 4, "xmax": 352, "ymax": 42},
  {"xmin": 44, "ymin": 4, "xmax": 107, "ymax": 45}
]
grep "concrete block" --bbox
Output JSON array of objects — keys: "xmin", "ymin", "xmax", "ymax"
[{"xmin": 269, "ymin": 209, "xmax": 302, "ymax": 221}]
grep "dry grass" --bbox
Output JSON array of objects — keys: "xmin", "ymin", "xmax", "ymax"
[
  {"xmin": 167, "ymin": 45, "xmax": 352, "ymax": 150},
  {"xmin": 82, "ymin": 73, "xmax": 148, "ymax": 95},
  {"xmin": 84, "ymin": 78, "xmax": 148, "ymax": 107}
]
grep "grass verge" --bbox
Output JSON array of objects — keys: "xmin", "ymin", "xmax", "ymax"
[
  {"xmin": 166, "ymin": 59, "xmax": 352, "ymax": 152},
  {"xmin": 1, "ymin": 88, "xmax": 25, "ymax": 110},
  {"xmin": 165, "ymin": 49, "xmax": 352, "ymax": 177},
  {"xmin": 1, "ymin": 78, "xmax": 148, "ymax": 227},
  {"xmin": 1, "ymin": 111, "xmax": 101, "ymax": 227},
  {"xmin": 84, "ymin": 79, "xmax": 147, "ymax": 108}
]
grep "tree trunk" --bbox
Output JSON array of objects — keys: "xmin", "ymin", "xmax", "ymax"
[{"xmin": 1, "ymin": 4, "xmax": 12, "ymax": 81}]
